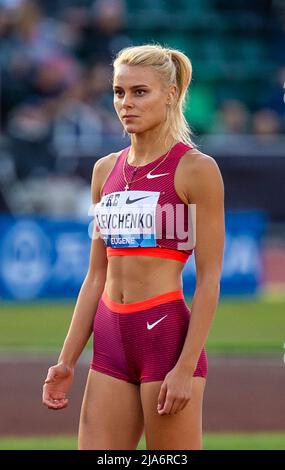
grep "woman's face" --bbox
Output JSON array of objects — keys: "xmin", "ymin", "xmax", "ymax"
[{"xmin": 113, "ymin": 64, "xmax": 174, "ymax": 135}]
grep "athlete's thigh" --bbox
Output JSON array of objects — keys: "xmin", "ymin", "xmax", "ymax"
[
  {"xmin": 140, "ymin": 377, "xmax": 206, "ymax": 450},
  {"xmin": 78, "ymin": 370, "xmax": 144, "ymax": 450}
]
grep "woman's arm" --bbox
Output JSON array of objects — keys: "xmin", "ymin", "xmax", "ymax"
[
  {"xmin": 57, "ymin": 159, "xmax": 109, "ymax": 368},
  {"xmin": 176, "ymin": 154, "xmax": 225, "ymax": 373},
  {"xmin": 57, "ymin": 243, "xmax": 107, "ymax": 368},
  {"xmin": 157, "ymin": 152, "xmax": 225, "ymax": 415},
  {"xmin": 42, "ymin": 156, "xmax": 111, "ymax": 410}
]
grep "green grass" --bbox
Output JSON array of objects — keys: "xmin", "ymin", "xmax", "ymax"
[
  {"xmin": 0, "ymin": 296, "xmax": 284, "ymax": 354},
  {"xmin": 0, "ymin": 435, "xmax": 78, "ymax": 450},
  {"xmin": 0, "ymin": 301, "xmax": 76, "ymax": 352},
  {"xmin": 203, "ymin": 432, "xmax": 285, "ymax": 450},
  {"xmin": 0, "ymin": 433, "xmax": 284, "ymax": 450},
  {"xmin": 205, "ymin": 296, "xmax": 285, "ymax": 354}
]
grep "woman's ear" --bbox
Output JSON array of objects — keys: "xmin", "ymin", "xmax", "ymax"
[{"xmin": 167, "ymin": 84, "xmax": 177, "ymax": 105}]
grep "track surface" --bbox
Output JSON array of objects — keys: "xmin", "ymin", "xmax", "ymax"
[{"xmin": 1, "ymin": 354, "xmax": 284, "ymax": 435}]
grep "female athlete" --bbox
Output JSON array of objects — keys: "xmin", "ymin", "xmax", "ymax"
[{"xmin": 42, "ymin": 44, "xmax": 225, "ymax": 450}]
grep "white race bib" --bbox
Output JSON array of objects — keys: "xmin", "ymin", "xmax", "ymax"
[{"xmin": 95, "ymin": 191, "xmax": 160, "ymax": 248}]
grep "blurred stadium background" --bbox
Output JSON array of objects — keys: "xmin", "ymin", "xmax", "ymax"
[{"xmin": 0, "ymin": 0, "xmax": 285, "ymax": 450}]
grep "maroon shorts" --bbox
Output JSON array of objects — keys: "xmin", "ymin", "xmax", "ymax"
[{"xmin": 91, "ymin": 289, "xmax": 208, "ymax": 385}]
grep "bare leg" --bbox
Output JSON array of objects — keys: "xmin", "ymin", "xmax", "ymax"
[
  {"xmin": 141, "ymin": 377, "xmax": 206, "ymax": 450},
  {"xmin": 78, "ymin": 370, "xmax": 144, "ymax": 450}
]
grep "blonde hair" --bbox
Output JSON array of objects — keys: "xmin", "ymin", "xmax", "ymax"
[{"xmin": 113, "ymin": 44, "xmax": 195, "ymax": 147}]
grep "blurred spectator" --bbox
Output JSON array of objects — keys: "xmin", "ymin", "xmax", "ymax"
[
  {"xmin": 30, "ymin": 55, "xmax": 81, "ymax": 100},
  {"xmin": 0, "ymin": 4, "xmax": 14, "ymax": 67},
  {"xmin": 252, "ymin": 108, "xmax": 282, "ymax": 140},
  {"xmin": 85, "ymin": 61, "xmax": 122, "ymax": 134},
  {"xmin": 7, "ymin": 99, "xmax": 55, "ymax": 179},
  {"xmin": 48, "ymin": 59, "xmax": 123, "ymax": 169},
  {"xmin": 0, "ymin": 144, "xmax": 17, "ymax": 213},
  {"xmin": 0, "ymin": 4, "xmax": 29, "ymax": 128},
  {"xmin": 210, "ymin": 99, "xmax": 251, "ymax": 134},
  {"xmin": 3, "ymin": 0, "xmax": 68, "ymax": 68},
  {"xmin": 269, "ymin": 3, "xmax": 285, "ymax": 63},
  {"xmin": 261, "ymin": 66, "xmax": 285, "ymax": 125},
  {"xmin": 0, "ymin": 0, "xmax": 79, "ymax": 129},
  {"xmin": 52, "ymin": 98, "xmax": 103, "ymax": 161},
  {"xmin": 75, "ymin": 0, "xmax": 131, "ymax": 65},
  {"xmin": 51, "ymin": 85, "xmax": 103, "ymax": 164},
  {"xmin": 59, "ymin": 6, "xmax": 90, "ymax": 52},
  {"xmin": 0, "ymin": 1, "xmax": 24, "ymax": 8},
  {"xmin": 5, "ymin": 174, "xmax": 89, "ymax": 216}
]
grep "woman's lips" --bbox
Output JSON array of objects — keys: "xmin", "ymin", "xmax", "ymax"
[{"xmin": 122, "ymin": 115, "xmax": 138, "ymax": 120}]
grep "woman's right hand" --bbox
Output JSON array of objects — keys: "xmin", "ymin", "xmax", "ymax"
[{"xmin": 42, "ymin": 363, "xmax": 74, "ymax": 410}]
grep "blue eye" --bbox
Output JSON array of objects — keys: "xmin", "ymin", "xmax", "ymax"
[{"xmin": 136, "ymin": 89, "xmax": 146, "ymax": 96}]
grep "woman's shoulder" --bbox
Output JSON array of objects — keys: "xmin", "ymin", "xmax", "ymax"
[
  {"xmin": 92, "ymin": 147, "xmax": 129, "ymax": 182},
  {"xmin": 93, "ymin": 149, "xmax": 123, "ymax": 175},
  {"xmin": 91, "ymin": 149, "xmax": 126, "ymax": 202},
  {"xmin": 183, "ymin": 147, "xmax": 217, "ymax": 168},
  {"xmin": 180, "ymin": 147, "xmax": 222, "ymax": 181},
  {"xmin": 176, "ymin": 147, "xmax": 223, "ymax": 202}
]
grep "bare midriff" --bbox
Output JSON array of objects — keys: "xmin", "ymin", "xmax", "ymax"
[{"xmin": 104, "ymin": 255, "xmax": 185, "ymax": 304}]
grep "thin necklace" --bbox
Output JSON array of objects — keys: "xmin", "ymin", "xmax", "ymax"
[{"xmin": 122, "ymin": 143, "xmax": 175, "ymax": 191}]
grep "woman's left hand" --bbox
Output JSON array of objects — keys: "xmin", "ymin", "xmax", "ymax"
[{"xmin": 157, "ymin": 365, "xmax": 194, "ymax": 415}]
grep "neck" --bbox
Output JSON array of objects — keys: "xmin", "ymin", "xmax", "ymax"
[{"xmin": 129, "ymin": 126, "xmax": 176, "ymax": 166}]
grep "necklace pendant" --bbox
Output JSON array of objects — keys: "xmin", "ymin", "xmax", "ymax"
[{"xmin": 124, "ymin": 184, "xmax": 129, "ymax": 191}]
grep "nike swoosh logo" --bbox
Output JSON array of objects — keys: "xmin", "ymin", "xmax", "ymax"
[
  {"xmin": 146, "ymin": 172, "xmax": 170, "ymax": 179},
  {"xmin": 126, "ymin": 196, "xmax": 151, "ymax": 204},
  {"xmin": 147, "ymin": 315, "xmax": 168, "ymax": 330}
]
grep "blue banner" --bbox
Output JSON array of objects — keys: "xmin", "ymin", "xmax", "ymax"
[
  {"xmin": 0, "ymin": 215, "xmax": 90, "ymax": 300},
  {"xmin": 183, "ymin": 210, "xmax": 268, "ymax": 296},
  {"xmin": 0, "ymin": 211, "xmax": 268, "ymax": 300}
]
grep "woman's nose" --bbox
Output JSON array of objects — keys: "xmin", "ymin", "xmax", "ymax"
[{"xmin": 122, "ymin": 94, "xmax": 134, "ymax": 108}]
